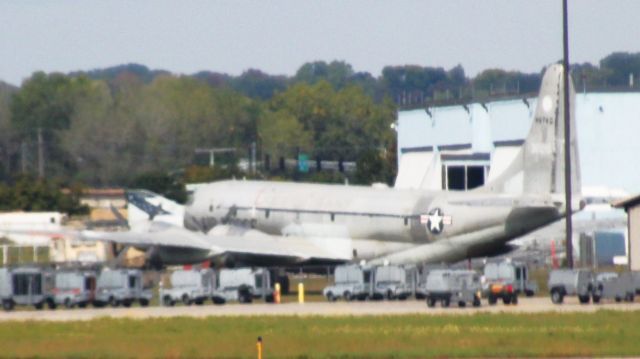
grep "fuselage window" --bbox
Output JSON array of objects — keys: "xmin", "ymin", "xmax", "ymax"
[
  {"xmin": 265, "ymin": 210, "xmax": 270, "ymax": 219},
  {"xmin": 209, "ymin": 205, "xmax": 213, "ymax": 212},
  {"xmin": 330, "ymin": 213, "xmax": 335, "ymax": 222},
  {"xmin": 404, "ymin": 217, "xmax": 408, "ymax": 226}
]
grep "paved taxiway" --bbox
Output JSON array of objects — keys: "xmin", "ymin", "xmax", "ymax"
[{"xmin": 1, "ymin": 297, "xmax": 639, "ymax": 322}]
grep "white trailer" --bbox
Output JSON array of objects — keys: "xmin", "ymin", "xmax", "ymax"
[
  {"xmin": 424, "ymin": 269, "xmax": 482, "ymax": 308},
  {"xmin": 1, "ymin": 266, "xmax": 56, "ymax": 311},
  {"xmin": 94, "ymin": 269, "xmax": 152, "ymax": 307},
  {"xmin": 322, "ymin": 264, "xmax": 371, "ymax": 301},
  {"xmin": 161, "ymin": 269, "xmax": 216, "ymax": 306},
  {"xmin": 548, "ymin": 269, "xmax": 596, "ymax": 304},
  {"xmin": 595, "ymin": 272, "xmax": 635, "ymax": 303},
  {"xmin": 53, "ymin": 270, "xmax": 96, "ymax": 308},
  {"xmin": 371, "ymin": 265, "xmax": 414, "ymax": 300},
  {"xmin": 212, "ymin": 268, "xmax": 274, "ymax": 304}
]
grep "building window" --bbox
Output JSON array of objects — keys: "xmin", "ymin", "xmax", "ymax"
[
  {"xmin": 447, "ymin": 166, "xmax": 466, "ymax": 190},
  {"xmin": 467, "ymin": 166, "xmax": 485, "ymax": 189},
  {"xmin": 443, "ymin": 165, "xmax": 488, "ymax": 190}
]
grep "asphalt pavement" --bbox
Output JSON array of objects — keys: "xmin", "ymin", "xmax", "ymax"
[{"xmin": 1, "ymin": 297, "xmax": 639, "ymax": 322}]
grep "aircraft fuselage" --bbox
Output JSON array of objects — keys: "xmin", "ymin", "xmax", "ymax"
[{"xmin": 184, "ymin": 180, "xmax": 563, "ymax": 263}]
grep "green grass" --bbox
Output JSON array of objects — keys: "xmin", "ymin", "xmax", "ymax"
[{"xmin": 1, "ymin": 311, "xmax": 640, "ymax": 358}]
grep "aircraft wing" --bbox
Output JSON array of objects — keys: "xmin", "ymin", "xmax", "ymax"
[
  {"xmin": 80, "ymin": 225, "xmax": 212, "ymax": 250},
  {"xmin": 207, "ymin": 232, "xmax": 352, "ymax": 262},
  {"xmin": 78, "ymin": 222, "xmax": 352, "ymax": 264}
]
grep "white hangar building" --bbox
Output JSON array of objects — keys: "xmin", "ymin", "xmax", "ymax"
[
  {"xmin": 395, "ymin": 92, "xmax": 640, "ymax": 198},
  {"xmin": 396, "ymin": 92, "xmax": 640, "ymax": 265}
]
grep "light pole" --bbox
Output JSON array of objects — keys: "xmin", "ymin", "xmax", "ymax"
[{"xmin": 562, "ymin": 0, "xmax": 574, "ymax": 268}]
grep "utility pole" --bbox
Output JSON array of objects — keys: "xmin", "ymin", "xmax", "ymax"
[
  {"xmin": 563, "ymin": 0, "xmax": 574, "ymax": 268},
  {"xmin": 37, "ymin": 127, "xmax": 44, "ymax": 178},
  {"xmin": 194, "ymin": 147, "xmax": 236, "ymax": 167}
]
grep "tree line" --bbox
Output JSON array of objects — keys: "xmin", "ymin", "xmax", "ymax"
[{"xmin": 0, "ymin": 52, "xmax": 639, "ymax": 206}]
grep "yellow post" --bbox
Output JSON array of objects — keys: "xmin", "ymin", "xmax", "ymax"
[
  {"xmin": 298, "ymin": 282, "xmax": 304, "ymax": 303},
  {"xmin": 256, "ymin": 336, "xmax": 263, "ymax": 359},
  {"xmin": 274, "ymin": 282, "xmax": 281, "ymax": 304}
]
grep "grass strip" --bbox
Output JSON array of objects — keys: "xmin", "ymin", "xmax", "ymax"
[{"xmin": 0, "ymin": 310, "xmax": 638, "ymax": 358}]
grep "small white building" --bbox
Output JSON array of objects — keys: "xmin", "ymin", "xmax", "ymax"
[{"xmin": 0, "ymin": 211, "xmax": 65, "ymax": 246}]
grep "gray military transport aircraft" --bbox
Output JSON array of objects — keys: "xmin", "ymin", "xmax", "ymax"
[{"xmin": 79, "ymin": 63, "xmax": 583, "ymax": 268}]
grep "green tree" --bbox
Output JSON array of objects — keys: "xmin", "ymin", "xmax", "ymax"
[
  {"xmin": 258, "ymin": 109, "xmax": 313, "ymax": 160},
  {"xmin": 600, "ymin": 52, "xmax": 640, "ymax": 87},
  {"xmin": 0, "ymin": 82, "xmax": 18, "ymax": 180},
  {"xmin": 294, "ymin": 61, "xmax": 355, "ymax": 89},
  {"xmin": 131, "ymin": 171, "xmax": 187, "ymax": 204},
  {"xmin": 0, "ymin": 175, "xmax": 88, "ymax": 215},
  {"xmin": 10, "ymin": 72, "xmax": 97, "ymax": 179}
]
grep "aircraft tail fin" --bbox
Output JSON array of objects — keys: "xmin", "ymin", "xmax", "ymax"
[
  {"xmin": 484, "ymin": 64, "xmax": 581, "ymax": 198},
  {"xmin": 126, "ymin": 190, "xmax": 185, "ymax": 230}
]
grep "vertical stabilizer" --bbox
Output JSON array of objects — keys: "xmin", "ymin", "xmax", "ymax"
[
  {"xmin": 485, "ymin": 64, "xmax": 581, "ymax": 197},
  {"xmin": 126, "ymin": 190, "xmax": 185, "ymax": 230}
]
